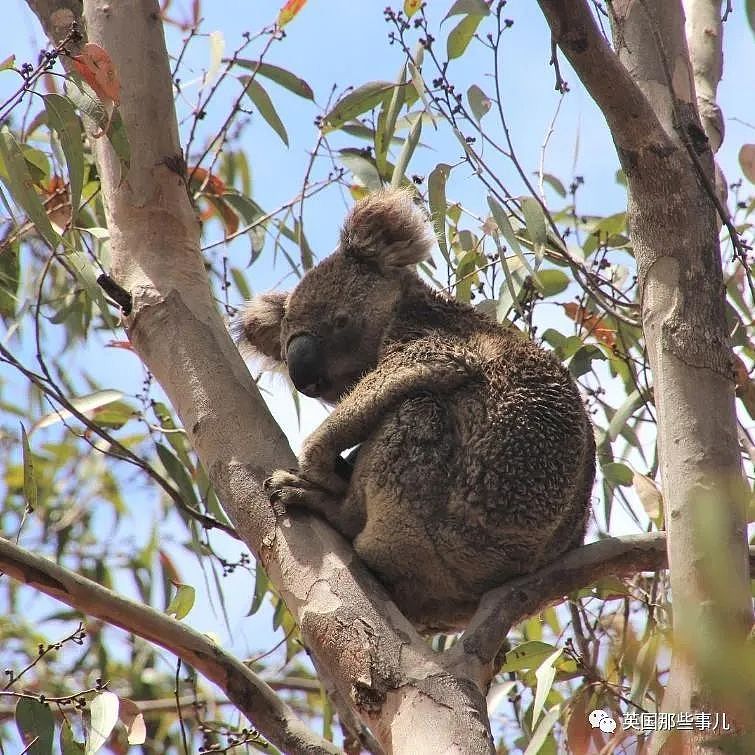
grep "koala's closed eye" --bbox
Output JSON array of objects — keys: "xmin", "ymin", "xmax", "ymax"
[{"xmin": 332, "ymin": 312, "xmax": 349, "ymax": 331}]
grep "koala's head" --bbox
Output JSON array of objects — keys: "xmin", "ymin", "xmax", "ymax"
[{"xmin": 234, "ymin": 188, "xmax": 434, "ymax": 403}]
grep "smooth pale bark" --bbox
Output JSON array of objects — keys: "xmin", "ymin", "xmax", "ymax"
[
  {"xmin": 537, "ymin": 1, "xmax": 753, "ymax": 750},
  {"xmin": 26, "ymin": 2, "xmax": 494, "ymax": 753}
]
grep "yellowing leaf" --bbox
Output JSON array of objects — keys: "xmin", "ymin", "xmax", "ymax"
[
  {"xmin": 278, "ymin": 0, "xmax": 307, "ymax": 27},
  {"xmin": 404, "ymin": 0, "xmax": 422, "ymax": 18},
  {"xmin": 167, "ymin": 583, "xmax": 196, "ymax": 620}
]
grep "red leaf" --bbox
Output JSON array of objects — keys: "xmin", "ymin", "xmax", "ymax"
[{"xmin": 278, "ymin": 0, "xmax": 307, "ymax": 27}]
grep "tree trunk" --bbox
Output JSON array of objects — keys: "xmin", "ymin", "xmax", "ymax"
[
  {"xmin": 538, "ymin": 1, "xmax": 753, "ymax": 750},
  {"xmin": 26, "ymin": 0, "xmax": 497, "ymax": 752}
]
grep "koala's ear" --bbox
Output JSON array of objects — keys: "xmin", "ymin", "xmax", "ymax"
[
  {"xmin": 340, "ymin": 188, "xmax": 434, "ymax": 270},
  {"xmin": 232, "ymin": 292, "xmax": 288, "ymax": 363}
]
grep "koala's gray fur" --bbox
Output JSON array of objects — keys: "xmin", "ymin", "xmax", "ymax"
[{"xmin": 235, "ymin": 189, "xmax": 595, "ymax": 632}]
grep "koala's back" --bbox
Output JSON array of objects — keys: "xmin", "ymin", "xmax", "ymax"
[{"xmin": 346, "ymin": 327, "xmax": 595, "ymax": 632}]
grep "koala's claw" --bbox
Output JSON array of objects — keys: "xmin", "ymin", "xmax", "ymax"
[{"xmin": 264, "ymin": 467, "xmax": 343, "ymax": 521}]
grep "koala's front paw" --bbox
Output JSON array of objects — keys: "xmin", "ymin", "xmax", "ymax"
[{"xmin": 263, "ymin": 467, "xmax": 345, "ymax": 520}]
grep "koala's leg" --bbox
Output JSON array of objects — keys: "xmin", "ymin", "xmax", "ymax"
[{"xmin": 266, "ymin": 348, "xmax": 476, "ymax": 527}]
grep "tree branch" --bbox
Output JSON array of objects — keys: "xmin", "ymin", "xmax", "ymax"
[
  {"xmin": 535, "ymin": 0, "xmax": 670, "ymax": 151},
  {"xmin": 448, "ymin": 533, "xmax": 755, "ymax": 685},
  {"xmin": 0, "ymin": 536, "xmax": 340, "ymax": 755},
  {"xmin": 682, "ymin": 0, "xmax": 724, "ymax": 152}
]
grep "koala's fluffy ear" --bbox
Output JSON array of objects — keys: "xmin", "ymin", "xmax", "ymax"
[
  {"xmin": 340, "ymin": 188, "xmax": 434, "ymax": 270},
  {"xmin": 232, "ymin": 292, "xmax": 288, "ymax": 364}
]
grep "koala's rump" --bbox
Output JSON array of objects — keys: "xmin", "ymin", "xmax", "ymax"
[{"xmin": 346, "ymin": 362, "xmax": 593, "ymax": 632}]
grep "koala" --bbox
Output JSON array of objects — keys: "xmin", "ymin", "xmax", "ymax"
[{"xmin": 235, "ymin": 188, "xmax": 595, "ymax": 632}]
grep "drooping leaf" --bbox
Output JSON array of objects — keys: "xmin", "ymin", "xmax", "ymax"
[
  {"xmin": 525, "ymin": 705, "xmax": 561, "ymax": 755},
  {"xmin": 166, "ymin": 583, "xmax": 196, "ymax": 620},
  {"xmin": 15, "ymin": 697, "xmax": 55, "ymax": 755},
  {"xmin": 321, "ymin": 81, "xmax": 396, "ymax": 132},
  {"xmin": 428, "ymin": 163, "xmax": 451, "ymax": 263},
  {"xmin": 390, "ymin": 112, "xmax": 422, "ymax": 187},
  {"xmin": 467, "ymin": 84, "xmax": 491, "ymax": 122},
  {"xmin": 534, "ymin": 269, "xmax": 569, "ymax": 298},
  {"xmin": 118, "ymin": 699, "xmax": 146, "ymax": 745},
  {"xmin": 21, "ymin": 424, "xmax": 37, "ymax": 511},
  {"xmin": 66, "ymin": 82, "xmax": 130, "ymax": 174},
  {"xmin": 521, "ymin": 196, "xmax": 548, "ymax": 259},
  {"xmin": 338, "ymin": 148, "xmax": 383, "ymax": 191},
  {"xmin": 86, "ymin": 691, "xmax": 120, "ymax": 754},
  {"xmin": 531, "ymin": 648, "xmax": 562, "ymax": 727},
  {"xmin": 447, "ymin": 15, "xmax": 483, "ymax": 59},
  {"xmin": 242, "ymin": 77, "xmax": 289, "ymax": 146},
  {"xmin": 739, "ymin": 144, "xmax": 755, "ymax": 184},
  {"xmin": 0, "ymin": 127, "xmax": 61, "ymax": 249},
  {"xmin": 248, "ymin": 563, "xmax": 269, "ymax": 616},
  {"xmin": 569, "ymin": 344, "xmax": 607, "ymax": 378},
  {"xmin": 376, "ymin": 65, "xmax": 407, "ymax": 175},
  {"xmin": 602, "ymin": 461, "xmax": 634, "ymax": 487},
  {"xmin": 233, "ymin": 59, "xmax": 314, "ymax": 99},
  {"xmin": 60, "ymin": 721, "xmax": 86, "ymax": 754},
  {"xmin": 31, "ymin": 389, "xmax": 125, "ymax": 432},
  {"xmin": 0, "ymin": 237, "xmax": 20, "ymax": 318},
  {"xmin": 443, "ymin": 0, "xmax": 491, "ymax": 21},
  {"xmin": 155, "ymin": 441, "xmax": 199, "ymax": 510}
]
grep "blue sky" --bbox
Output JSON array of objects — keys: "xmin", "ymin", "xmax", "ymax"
[{"xmin": 1, "ymin": 0, "xmax": 754, "ymax": 741}]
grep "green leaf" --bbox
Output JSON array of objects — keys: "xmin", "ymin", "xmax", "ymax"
[
  {"xmin": 524, "ymin": 705, "xmax": 561, "ymax": 755},
  {"xmin": 499, "ymin": 641, "xmax": 560, "ymax": 672},
  {"xmin": 521, "ymin": 196, "xmax": 548, "ymax": 259},
  {"xmin": 66, "ymin": 82, "xmax": 130, "ymax": 175},
  {"xmin": 532, "ymin": 648, "xmax": 561, "ymax": 727},
  {"xmin": 0, "ymin": 54, "xmax": 15, "ymax": 71},
  {"xmin": 338, "ymin": 148, "xmax": 383, "ymax": 191},
  {"xmin": 44, "ymin": 94, "xmax": 84, "ymax": 220},
  {"xmin": 321, "ymin": 81, "xmax": 396, "ymax": 132},
  {"xmin": 222, "ymin": 192, "xmax": 267, "ymax": 262},
  {"xmin": 21, "ymin": 424, "xmax": 37, "ymax": 511},
  {"xmin": 86, "ymin": 691, "xmax": 119, "ymax": 754},
  {"xmin": 155, "ymin": 442, "xmax": 199, "ymax": 510},
  {"xmin": 534, "ymin": 269, "xmax": 569, "ymax": 298},
  {"xmin": 607, "ymin": 387, "xmax": 643, "ymax": 441},
  {"xmin": 376, "ymin": 65, "xmax": 407, "ymax": 175},
  {"xmin": 166, "ymin": 583, "xmax": 196, "ymax": 620},
  {"xmin": 541, "ymin": 173, "xmax": 566, "ymax": 198},
  {"xmin": 568, "ymin": 344, "xmax": 606, "ymax": 378},
  {"xmin": 233, "ymin": 59, "xmax": 314, "ymax": 99},
  {"xmin": 602, "ymin": 461, "xmax": 634, "ymax": 487},
  {"xmin": 31, "ymin": 389, "xmax": 125, "ymax": 432},
  {"xmin": 60, "ymin": 721, "xmax": 86, "ymax": 754},
  {"xmin": 467, "ymin": 84, "xmax": 491, "ymax": 122},
  {"xmin": 15, "ymin": 698, "xmax": 54, "ymax": 755},
  {"xmin": 0, "ymin": 127, "xmax": 61, "ymax": 249},
  {"xmin": 242, "ymin": 77, "xmax": 289, "ymax": 146},
  {"xmin": 390, "ymin": 112, "xmax": 422, "ymax": 188},
  {"xmin": 443, "ymin": 0, "xmax": 490, "ymax": 21},
  {"xmin": 447, "ymin": 15, "xmax": 483, "ymax": 59},
  {"xmin": 629, "ymin": 633, "xmax": 659, "ymax": 706},
  {"xmin": 428, "ymin": 163, "xmax": 451, "ymax": 263},
  {"xmin": 0, "ymin": 237, "xmax": 19, "ymax": 318},
  {"xmin": 248, "ymin": 563, "xmax": 269, "ymax": 616},
  {"xmin": 747, "ymin": 0, "xmax": 755, "ymax": 33}
]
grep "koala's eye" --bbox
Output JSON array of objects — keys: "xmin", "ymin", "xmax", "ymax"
[{"xmin": 333, "ymin": 312, "xmax": 349, "ymax": 330}]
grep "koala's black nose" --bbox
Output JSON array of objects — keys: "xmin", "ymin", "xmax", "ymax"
[{"xmin": 286, "ymin": 334, "xmax": 324, "ymax": 397}]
